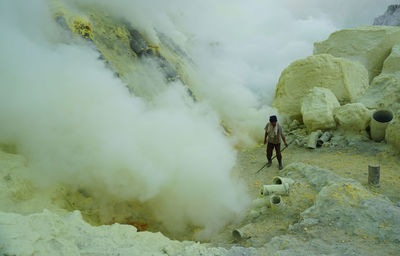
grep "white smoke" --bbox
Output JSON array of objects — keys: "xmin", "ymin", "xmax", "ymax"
[
  {"xmin": 0, "ymin": 0, "xmax": 394, "ymax": 239},
  {"xmin": 73, "ymin": 0, "xmax": 395, "ymax": 144},
  {"xmin": 0, "ymin": 0, "xmax": 250, "ymax": 238}
]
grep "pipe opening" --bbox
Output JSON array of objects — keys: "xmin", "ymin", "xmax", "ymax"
[
  {"xmin": 272, "ymin": 177, "xmax": 282, "ymax": 184},
  {"xmin": 373, "ymin": 110, "xmax": 393, "ymax": 123},
  {"xmin": 271, "ymin": 195, "xmax": 281, "ymax": 205},
  {"xmin": 232, "ymin": 230, "xmax": 241, "ymax": 240}
]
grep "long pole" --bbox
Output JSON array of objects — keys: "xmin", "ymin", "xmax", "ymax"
[{"xmin": 255, "ymin": 139, "xmax": 294, "ymax": 174}]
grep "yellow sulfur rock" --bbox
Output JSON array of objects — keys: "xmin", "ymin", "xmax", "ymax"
[
  {"xmin": 314, "ymin": 26, "xmax": 400, "ymax": 81},
  {"xmin": 360, "ymin": 74, "xmax": 400, "ymax": 112},
  {"xmin": 386, "ymin": 116, "xmax": 400, "ymax": 151},
  {"xmin": 334, "ymin": 103, "xmax": 371, "ymax": 132},
  {"xmin": 301, "ymin": 87, "xmax": 339, "ymax": 132},
  {"xmin": 381, "ymin": 44, "xmax": 400, "ymax": 77},
  {"xmin": 359, "ymin": 43, "xmax": 400, "ymax": 115},
  {"xmin": 273, "ymin": 54, "xmax": 368, "ymax": 120},
  {"xmin": 67, "ymin": 16, "xmax": 93, "ymax": 40}
]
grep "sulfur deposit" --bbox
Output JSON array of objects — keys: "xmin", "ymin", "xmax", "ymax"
[
  {"xmin": 0, "ymin": 210, "xmax": 254, "ymax": 256},
  {"xmin": 334, "ymin": 103, "xmax": 371, "ymax": 132},
  {"xmin": 301, "ymin": 87, "xmax": 339, "ymax": 131},
  {"xmin": 359, "ymin": 45, "xmax": 400, "ymax": 115},
  {"xmin": 386, "ymin": 117, "xmax": 400, "ymax": 151},
  {"xmin": 380, "ymin": 44, "xmax": 400, "ymax": 76},
  {"xmin": 276, "ymin": 19, "xmax": 400, "ymax": 148},
  {"xmin": 272, "ymin": 54, "xmax": 368, "ymax": 119},
  {"xmin": 314, "ymin": 26, "xmax": 400, "ymax": 81},
  {"xmin": 360, "ymin": 75, "xmax": 400, "ymax": 112}
]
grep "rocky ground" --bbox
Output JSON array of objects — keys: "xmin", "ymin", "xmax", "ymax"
[
  {"xmin": 1, "ymin": 129, "xmax": 400, "ymax": 255},
  {"xmin": 210, "ymin": 129, "xmax": 400, "ymax": 253}
]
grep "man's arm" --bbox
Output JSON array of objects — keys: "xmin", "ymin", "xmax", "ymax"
[
  {"xmin": 280, "ymin": 125, "xmax": 288, "ymax": 146},
  {"xmin": 264, "ymin": 130, "xmax": 268, "ymax": 145},
  {"xmin": 281, "ymin": 134, "xmax": 288, "ymax": 147},
  {"xmin": 264, "ymin": 123, "xmax": 269, "ymax": 144}
]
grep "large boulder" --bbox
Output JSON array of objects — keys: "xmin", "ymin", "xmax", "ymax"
[
  {"xmin": 359, "ymin": 44, "xmax": 400, "ymax": 113},
  {"xmin": 273, "ymin": 54, "xmax": 368, "ymax": 119},
  {"xmin": 302, "ymin": 182, "xmax": 400, "ymax": 243},
  {"xmin": 282, "ymin": 163, "xmax": 400, "ymax": 244},
  {"xmin": 360, "ymin": 74, "xmax": 400, "ymax": 113},
  {"xmin": 314, "ymin": 26, "xmax": 400, "ymax": 81},
  {"xmin": 334, "ymin": 103, "xmax": 371, "ymax": 132},
  {"xmin": 301, "ymin": 87, "xmax": 340, "ymax": 132},
  {"xmin": 386, "ymin": 117, "xmax": 400, "ymax": 151},
  {"xmin": 373, "ymin": 5, "xmax": 400, "ymax": 26},
  {"xmin": 381, "ymin": 44, "xmax": 400, "ymax": 76}
]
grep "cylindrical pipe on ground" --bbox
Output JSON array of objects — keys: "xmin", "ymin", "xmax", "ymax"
[
  {"xmin": 317, "ymin": 131, "xmax": 332, "ymax": 147},
  {"xmin": 370, "ymin": 110, "xmax": 393, "ymax": 142},
  {"xmin": 253, "ymin": 195, "xmax": 284, "ymax": 208},
  {"xmin": 269, "ymin": 194, "xmax": 284, "ymax": 210},
  {"xmin": 248, "ymin": 210, "xmax": 260, "ymax": 219},
  {"xmin": 260, "ymin": 183, "xmax": 290, "ymax": 196},
  {"xmin": 368, "ymin": 164, "xmax": 380, "ymax": 187},
  {"xmin": 307, "ymin": 130, "xmax": 323, "ymax": 149},
  {"xmin": 272, "ymin": 176, "xmax": 294, "ymax": 187},
  {"xmin": 251, "ymin": 197, "xmax": 269, "ymax": 208},
  {"xmin": 232, "ymin": 223, "xmax": 253, "ymax": 240}
]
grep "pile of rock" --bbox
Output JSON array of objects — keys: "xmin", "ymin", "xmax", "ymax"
[
  {"xmin": 273, "ymin": 25, "xmax": 400, "ymax": 151},
  {"xmin": 283, "ymin": 163, "xmax": 400, "ymax": 245},
  {"xmin": 273, "ymin": 54, "xmax": 368, "ymax": 121}
]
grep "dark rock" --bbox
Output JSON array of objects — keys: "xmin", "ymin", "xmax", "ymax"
[
  {"xmin": 373, "ymin": 5, "xmax": 400, "ymax": 26},
  {"xmin": 128, "ymin": 27, "xmax": 148, "ymax": 56},
  {"xmin": 55, "ymin": 15, "xmax": 68, "ymax": 29}
]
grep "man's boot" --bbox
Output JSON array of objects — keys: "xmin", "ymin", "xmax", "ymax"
[
  {"xmin": 278, "ymin": 161, "xmax": 283, "ymax": 170},
  {"xmin": 267, "ymin": 160, "xmax": 272, "ymax": 168}
]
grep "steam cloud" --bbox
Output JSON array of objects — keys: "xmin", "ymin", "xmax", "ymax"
[{"xmin": 0, "ymin": 0, "xmax": 394, "ymax": 238}]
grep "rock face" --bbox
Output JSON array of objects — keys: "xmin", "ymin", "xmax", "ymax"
[
  {"xmin": 381, "ymin": 44, "xmax": 400, "ymax": 76},
  {"xmin": 360, "ymin": 74, "xmax": 400, "ymax": 112},
  {"xmin": 358, "ymin": 43, "xmax": 400, "ymax": 130},
  {"xmin": 374, "ymin": 5, "xmax": 400, "ymax": 26},
  {"xmin": 358, "ymin": 44, "xmax": 400, "ymax": 129},
  {"xmin": 0, "ymin": 210, "xmax": 259, "ymax": 256},
  {"xmin": 386, "ymin": 117, "xmax": 400, "ymax": 151},
  {"xmin": 273, "ymin": 54, "xmax": 368, "ymax": 119},
  {"xmin": 334, "ymin": 103, "xmax": 371, "ymax": 132},
  {"xmin": 314, "ymin": 26, "xmax": 400, "ymax": 81},
  {"xmin": 277, "ymin": 163, "xmax": 400, "ymax": 254},
  {"xmin": 302, "ymin": 182, "xmax": 400, "ymax": 243},
  {"xmin": 301, "ymin": 87, "xmax": 340, "ymax": 131}
]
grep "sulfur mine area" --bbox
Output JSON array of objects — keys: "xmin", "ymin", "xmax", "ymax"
[{"xmin": 1, "ymin": 1, "xmax": 400, "ymax": 256}]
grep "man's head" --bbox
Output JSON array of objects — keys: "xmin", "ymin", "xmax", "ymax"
[{"xmin": 269, "ymin": 115, "xmax": 277, "ymax": 126}]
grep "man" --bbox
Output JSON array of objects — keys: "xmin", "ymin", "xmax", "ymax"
[{"xmin": 264, "ymin": 115, "xmax": 288, "ymax": 170}]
